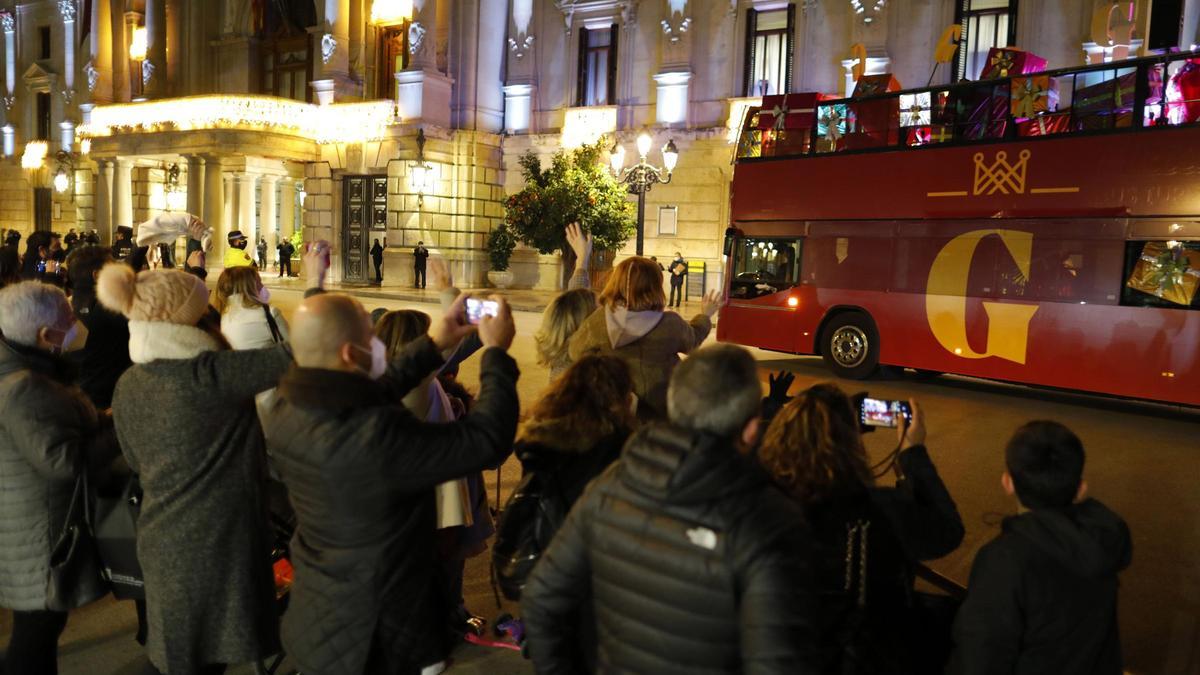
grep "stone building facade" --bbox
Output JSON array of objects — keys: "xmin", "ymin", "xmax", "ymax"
[{"xmin": 0, "ymin": 0, "xmax": 1197, "ymax": 288}]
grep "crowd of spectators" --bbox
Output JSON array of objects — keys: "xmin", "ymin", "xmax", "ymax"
[{"xmin": 0, "ymin": 219, "xmax": 1132, "ymax": 675}]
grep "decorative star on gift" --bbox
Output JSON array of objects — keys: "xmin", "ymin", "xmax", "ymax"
[
  {"xmin": 901, "ymin": 92, "xmax": 931, "ymax": 127},
  {"xmin": 990, "ymin": 51, "xmax": 1015, "ymax": 78}
]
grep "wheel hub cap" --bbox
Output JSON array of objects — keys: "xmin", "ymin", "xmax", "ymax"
[{"xmin": 830, "ymin": 326, "xmax": 868, "ymax": 368}]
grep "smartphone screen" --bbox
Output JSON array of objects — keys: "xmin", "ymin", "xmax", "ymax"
[
  {"xmin": 859, "ymin": 397, "xmax": 912, "ymax": 428},
  {"xmin": 465, "ymin": 298, "xmax": 499, "ymax": 325}
]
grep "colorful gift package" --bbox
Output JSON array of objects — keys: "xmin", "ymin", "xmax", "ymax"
[
  {"xmin": 980, "ymin": 47, "xmax": 1048, "ymax": 80},
  {"xmin": 1125, "ymin": 242, "xmax": 1200, "ymax": 306}
]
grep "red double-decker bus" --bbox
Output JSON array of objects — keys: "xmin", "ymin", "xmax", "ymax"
[{"xmin": 719, "ymin": 50, "xmax": 1200, "ymax": 407}]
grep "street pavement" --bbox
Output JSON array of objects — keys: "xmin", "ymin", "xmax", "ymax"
[{"xmin": 2, "ymin": 285, "xmax": 1198, "ymax": 674}]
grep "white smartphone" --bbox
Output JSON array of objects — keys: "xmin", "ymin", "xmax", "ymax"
[{"xmin": 465, "ymin": 297, "xmax": 499, "ymax": 325}]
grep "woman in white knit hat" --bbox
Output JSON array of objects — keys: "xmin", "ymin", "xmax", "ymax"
[{"xmin": 98, "ymin": 246, "xmax": 325, "ymax": 675}]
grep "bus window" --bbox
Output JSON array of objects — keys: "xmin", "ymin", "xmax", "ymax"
[
  {"xmin": 730, "ymin": 237, "xmax": 802, "ymax": 299},
  {"xmin": 1120, "ymin": 240, "xmax": 1200, "ymax": 310},
  {"xmin": 995, "ymin": 239, "xmax": 1118, "ymax": 304}
]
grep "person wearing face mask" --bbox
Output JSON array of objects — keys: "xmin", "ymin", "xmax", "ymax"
[
  {"xmin": 263, "ymin": 289, "xmax": 519, "ymax": 675},
  {"xmin": 214, "ymin": 266, "xmax": 289, "ymax": 349},
  {"xmin": 96, "ymin": 246, "xmax": 326, "ymax": 675},
  {"xmin": 0, "ymin": 281, "xmax": 119, "ymax": 675}
]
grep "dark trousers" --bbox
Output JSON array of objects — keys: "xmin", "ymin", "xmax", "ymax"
[
  {"xmin": 374, "ymin": 258, "xmax": 384, "ymax": 282},
  {"xmin": 279, "ymin": 258, "xmax": 292, "ymax": 277},
  {"xmin": 5, "ymin": 609, "xmax": 68, "ymax": 675},
  {"xmin": 414, "ymin": 266, "xmax": 426, "ymax": 289},
  {"xmin": 669, "ymin": 282, "xmax": 684, "ymax": 307}
]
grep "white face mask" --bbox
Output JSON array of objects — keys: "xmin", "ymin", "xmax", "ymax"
[
  {"xmin": 257, "ymin": 286, "xmax": 271, "ymax": 304},
  {"xmin": 46, "ymin": 321, "xmax": 88, "ymax": 354},
  {"xmin": 352, "ymin": 337, "xmax": 388, "ymax": 380}
]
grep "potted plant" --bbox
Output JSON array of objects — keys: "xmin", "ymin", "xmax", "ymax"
[
  {"xmin": 503, "ymin": 140, "xmax": 635, "ymax": 287},
  {"xmin": 486, "ymin": 223, "xmax": 517, "ymax": 289}
]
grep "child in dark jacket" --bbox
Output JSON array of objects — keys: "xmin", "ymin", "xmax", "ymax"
[{"xmin": 950, "ymin": 420, "xmax": 1132, "ymax": 675}]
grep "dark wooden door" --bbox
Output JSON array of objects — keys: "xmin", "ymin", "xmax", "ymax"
[{"xmin": 342, "ymin": 175, "xmax": 387, "ymax": 283}]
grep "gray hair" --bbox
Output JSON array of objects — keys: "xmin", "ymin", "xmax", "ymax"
[
  {"xmin": 668, "ymin": 344, "xmax": 762, "ymax": 438},
  {"xmin": 0, "ymin": 281, "xmax": 69, "ymax": 348}
]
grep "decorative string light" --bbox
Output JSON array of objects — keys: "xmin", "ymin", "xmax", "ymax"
[
  {"xmin": 78, "ymin": 95, "xmax": 396, "ymax": 144},
  {"xmin": 849, "ymin": 0, "xmax": 885, "ymax": 23}
]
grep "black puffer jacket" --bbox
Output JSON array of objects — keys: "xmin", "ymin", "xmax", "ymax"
[
  {"xmin": 949, "ymin": 499, "xmax": 1131, "ymax": 675},
  {"xmin": 265, "ymin": 338, "xmax": 520, "ymax": 675},
  {"xmin": 522, "ymin": 424, "xmax": 819, "ymax": 674}
]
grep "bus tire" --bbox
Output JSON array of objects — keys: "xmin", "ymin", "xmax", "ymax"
[{"xmin": 821, "ymin": 312, "xmax": 880, "ymax": 380}]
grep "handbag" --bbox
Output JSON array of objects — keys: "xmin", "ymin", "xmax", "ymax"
[
  {"xmin": 46, "ymin": 471, "xmax": 109, "ymax": 611},
  {"xmin": 263, "ymin": 305, "xmax": 283, "ymax": 343},
  {"xmin": 94, "ymin": 473, "xmax": 145, "ymax": 601}
]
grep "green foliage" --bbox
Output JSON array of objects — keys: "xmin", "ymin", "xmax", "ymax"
[
  {"xmin": 486, "ymin": 224, "xmax": 517, "ymax": 272},
  {"xmin": 503, "ymin": 140, "xmax": 635, "ymax": 256},
  {"xmin": 289, "ymin": 229, "xmax": 303, "ymax": 255}
]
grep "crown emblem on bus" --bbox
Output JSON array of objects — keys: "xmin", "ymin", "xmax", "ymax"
[{"xmin": 972, "ymin": 150, "xmax": 1031, "ymax": 196}]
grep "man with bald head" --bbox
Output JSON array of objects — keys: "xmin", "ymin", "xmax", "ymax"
[{"xmin": 264, "ymin": 284, "xmax": 519, "ymax": 675}]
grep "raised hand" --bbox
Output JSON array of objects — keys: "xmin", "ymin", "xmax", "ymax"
[
  {"xmin": 478, "ymin": 296, "xmax": 516, "ymax": 351},
  {"xmin": 898, "ymin": 399, "xmax": 925, "ymax": 450},
  {"xmin": 304, "ymin": 240, "xmax": 331, "ymax": 290},
  {"xmin": 566, "ymin": 222, "xmax": 593, "ymax": 266},
  {"xmin": 431, "ymin": 292, "xmax": 478, "ymax": 352},
  {"xmin": 700, "ymin": 289, "xmax": 722, "ymax": 318}
]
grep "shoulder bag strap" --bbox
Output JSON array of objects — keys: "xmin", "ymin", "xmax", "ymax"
[{"xmin": 262, "ymin": 305, "xmax": 283, "ymax": 344}]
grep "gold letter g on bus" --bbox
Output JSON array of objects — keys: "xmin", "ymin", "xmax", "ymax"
[{"xmin": 925, "ymin": 229, "xmax": 1040, "ymax": 365}]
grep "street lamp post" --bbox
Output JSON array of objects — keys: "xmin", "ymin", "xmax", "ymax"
[{"xmin": 609, "ymin": 132, "xmax": 679, "ymax": 256}]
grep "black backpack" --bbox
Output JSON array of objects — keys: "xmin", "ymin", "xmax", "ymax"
[{"xmin": 491, "ymin": 467, "xmax": 569, "ymax": 601}]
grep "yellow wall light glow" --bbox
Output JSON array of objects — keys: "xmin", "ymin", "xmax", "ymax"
[
  {"xmin": 20, "ymin": 141, "xmax": 47, "ymax": 170},
  {"xmin": 370, "ymin": 0, "xmax": 413, "ymax": 25},
  {"xmin": 129, "ymin": 26, "xmax": 147, "ymax": 61}
]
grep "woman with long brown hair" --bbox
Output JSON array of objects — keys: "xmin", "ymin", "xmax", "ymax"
[
  {"xmin": 214, "ymin": 265, "xmax": 288, "ymax": 349},
  {"xmin": 493, "ymin": 354, "xmax": 636, "ymax": 600},
  {"xmin": 568, "ymin": 256, "xmax": 720, "ymax": 418},
  {"xmin": 757, "ymin": 383, "xmax": 963, "ymax": 674}
]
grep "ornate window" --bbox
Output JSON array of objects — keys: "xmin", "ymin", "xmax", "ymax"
[
  {"xmin": 261, "ymin": 36, "xmax": 312, "ymax": 102},
  {"xmin": 743, "ymin": 5, "xmax": 795, "ymax": 97},
  {"xmin": 35, "ymin": 91, "xmax": 51, "ymax": 140},
  {"xmin": 577, "ymin": 25, "xmax": 618, "ymax": 107},
  {"xmin": 376, "ymin": 24, "xmax": 409, "ymax": 100},
  {"xmin": 956, "ymin": 0, "xmax": 1018, "ymax": 81}
]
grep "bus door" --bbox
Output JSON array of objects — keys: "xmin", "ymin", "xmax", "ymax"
[{"xmin": 719, "ymin": 232, "xmax": 806, "ymax": 353}]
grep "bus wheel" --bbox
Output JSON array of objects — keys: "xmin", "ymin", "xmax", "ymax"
[{"xmin": 821, "ymin": 312, "xmax": 879, "ymax": 380}]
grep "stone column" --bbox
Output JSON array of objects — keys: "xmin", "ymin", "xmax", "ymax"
[
  {"xmin": 112, "ymin": 159, "xmax": 133, "ymax": 228},
  {"xmin": 203, "ymin": 155, "xmax": 224, "ymax": 248},
  {"xmin": 237, "ymin": 173, "xmax": 257, "ymax": 244},
  {"xmin": 185, "ymin": 154, "xmax": 205, "ymax": 218},
  {"xmin": 3, "ymin": 12, "xmax": 16, "ymax": 102},
  {"xmin": 312, "ymin": 0, "xmax": 350, "ymax": 97},
  {"xmin": 95, "ymin": 159, "xmax": 113, "ymax": 243},
  {"xmin": 144, "ymin": 0, "xmax": 166, "ymax": 98},
  {"xmin": 58, "ymin": 1, "xmax": 77, "ymax": 93},
  {"xmin": 87, "ymin": 0, "xmax": 113, "ymax": 102},
  {"xmin": 396, "ymin": 0, "xmax": 452, "ymax": 126},
  {"xmin": 260, "ymin": 175, "xmax": 278, "ymax": 268},
  {"xmin": 279, "ymin": 178, "xmax": 296, "ymax": 242},
  {"xmin": 223, "ymin": 173, "xmax": 235, "ymax": 240},
  {"xmin": 111, "ymin": 4, "xmax": 129, "ymax": 102}
]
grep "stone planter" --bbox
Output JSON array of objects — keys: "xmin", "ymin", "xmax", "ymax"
[{"xmin": 487, "ymin": 269, "xmax": 514, "ymax": 289}]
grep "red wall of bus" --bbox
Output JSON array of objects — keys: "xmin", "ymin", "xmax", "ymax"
[{"xmin": 717, "ymin": 216, "xmax": 1200, "ymax": 407}]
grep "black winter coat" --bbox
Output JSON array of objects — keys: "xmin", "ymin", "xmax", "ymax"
[
  {"xmin": 949, "ymin": 498, "xmax": 1131, "ymax": 675},
  {"xmin": 68, "ymin": 285, "xmax": 132, "ymax": 409},
  {"xmin": 264, "ymin": 337, "xmax": 520, "ymax": 675},
  {"xmin": 522, "ymin": 424, "xmax": 819, "ymax": 675},
  {"xmin": 802, "ymin": 445, "xmax": 964, "ymax": 674}
]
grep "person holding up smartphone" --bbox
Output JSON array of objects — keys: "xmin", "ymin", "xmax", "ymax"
[{"xmin": 755, "ymin": 383, "xmax": 964, "ymax": 675}]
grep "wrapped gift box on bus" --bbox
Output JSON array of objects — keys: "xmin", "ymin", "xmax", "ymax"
[
  {"xmin": 845, "ymin": 74, "xmax": 902, "ymax": 149},
  {"xmin": 905, "ymin": 123, "xmax": 954, "ymax": 146},
  {"xmin": 980, "ymin": 47, "xmax": 1047, "ymax": 79},
  {"xmin": 815, "ymin": 103, "xmax": 848, "ymax": 153},
  {"xmin": 853, "ymin": 74, "xmax": 902, "ymax": 98},
  {"xmin": 959, "ymin": 83, "xmax": 1010, "ymax": 140},
  {"xmin": 757, "ymin": 93, "xmax": 831, "ymax": 131},
  {"xmin": 1010, "ymin": 75, "xmax": 1059, "ymax": 118},
  {"xmin": 1016, "ymin": 111, "xmax": 1071, "ymax": 137},
  {"xmin": 1166, "ymin": 57, "xmax": 1200, "ymax": 124},
  {"xmin": 1125, "ymin": 241, "xmax": 1200, "ymax": 306}
]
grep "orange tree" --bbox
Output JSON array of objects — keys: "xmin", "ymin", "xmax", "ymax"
[{"xmin": 503, "ymin": 140, "xmax": 635, "ymax": 285}]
